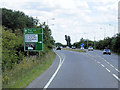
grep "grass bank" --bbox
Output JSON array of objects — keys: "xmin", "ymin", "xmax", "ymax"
[
  {"xmin": 62, "ymin": 48, "xmax": 86, "ymax": 52},
  {"xmin": 2, "ymin": 51, "xmax": 56, "ymax": 88}
]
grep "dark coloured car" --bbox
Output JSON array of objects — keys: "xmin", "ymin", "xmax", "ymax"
[
  {"xmin": 103, "ymin": 49, "xmax": 111, "ymax": 55},
  {"xmin": 56, "ymin": 47, "xmax": 61, "ymax": 50}
]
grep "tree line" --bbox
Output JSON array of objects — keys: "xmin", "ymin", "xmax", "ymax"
[
  {"xmin": 65, "ymin": 35, "xmax": 71, "ymax": 47},
  {"xmin": 73, "ymin": 34, "xmax": 120, "ymax": 53},
  {"xmin": 2, "ymin": 8, "xmax": 55, "ymax": 71},
  {"xmin": 57, "ymin": 34, "xmax": 120, "ymax": 54},
  {"xmin": 2, "ymin": 8, "xmax": 38, "ymax": 33}
]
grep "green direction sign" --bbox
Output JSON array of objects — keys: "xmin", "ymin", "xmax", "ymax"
[{"xmin": 24, "ymin": 28, "xmax": 43, "ymax": 51}]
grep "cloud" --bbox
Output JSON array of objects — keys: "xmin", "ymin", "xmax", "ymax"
[{"xmin": 0, "ymin": 0, "xmax": 118, "ymax": 44}]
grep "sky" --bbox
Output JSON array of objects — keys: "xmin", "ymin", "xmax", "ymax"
[{"xmin": 0, "ymin": 0, "xmax": 119, "ymax": 44}]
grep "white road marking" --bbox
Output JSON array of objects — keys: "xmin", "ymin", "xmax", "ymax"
[
  {"xmin": 92, "ymin": 53, "xmax": 117, "ymax": 72},
  {"xmin": 97, "ymin": 61, "xmax": 100, "ymax": 64},
  {"xmin": 86, "ymin": 52, "xmax": 120, "ymax": 76},
  {"xmin": 44, "ymin": 52, "xmax": 64, "ymax": 89},
  {"xmin": 105, "ymin": 68, "xmax": 111, "ymax": 72},
  {"xmin": 106, "ymin": 62, "xmax": 110, "ymax": 64},
  {"xmin": 110, "ymin": 64, "xmax": 114, "ymax": 68},
  {"xmin": 113, "ymin": 74, "xmax": 120, "ymax": 81},
  {"xmin": 115, "ymin": 68, "xmax": 120, "ymax": 72},
  {"xmin": 101, "ymin": 64, "xmax": 105, "ymax": 67}
]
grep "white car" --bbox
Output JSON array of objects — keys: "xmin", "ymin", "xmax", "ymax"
[
  {"xmin": 60, "ymin": 46, "xmax": 63, "ymax": 49},
  {"xmin": 80, "ymin": 47, "xmax": 84, "ymax": 50},
  {"xmin": 72, "ymin": 46, "xmax": 76, "ymax": 49},
  {"xmin": 88, "ymin": 47, "xmax": 93, "ymax": 51},
  {"xmin": 103, "ymin": 49, "xmax": 111, "ymax": 55},
  {"xmin": 66, "ymin": 46, "xmax": 70, "ymax": 48}
]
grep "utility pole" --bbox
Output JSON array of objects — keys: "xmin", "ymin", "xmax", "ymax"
[
  {"xmin": 100, "ymin": 27, "xmax": 106, "ymax": 39},
  {"xmin": 39, "ymin": 51, "xmax": 40, "ymax": 59},
  {"xmin": 83, "ymin": 32, "xmax": 89, "ymax": 48},
  {"xmin": 109, "ymin": 24, "xmax": 116, "ymax": 37},
  {"xmin": 87, "ymin": 39, "xmax": 88, "ymax": 48},
  {"xmin": 94, "ymin": 36, "xmax": 96, "ymax": 49},
  {"xmin": 47, "ymin": 18, "xmax": 55, "ymax": 26}
]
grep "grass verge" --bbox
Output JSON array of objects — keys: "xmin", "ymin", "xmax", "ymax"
[
  {"xmin": 62, "ymin": 48, "xmax": 86, "ymax": 52},
  {"xmin": 2, "ymin": 51, "xmax": 56, "ymax": 88}
]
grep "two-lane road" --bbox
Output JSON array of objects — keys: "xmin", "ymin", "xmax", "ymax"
[
  {"xmin": 27, "ymin": 49, "xmax": 119, "ymax": 88},
  {"xmin": 48, "ymin": 50, "xmax": 118, "ymax": 88}
]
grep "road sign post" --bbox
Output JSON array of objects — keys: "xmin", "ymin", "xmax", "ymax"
[
  {"xmin": 81, "ymin": 43, "xmax": 84, "ymax": 47},
  {"xmin": 24, "ymin": 28, "xmax": 43, "ymax": 51}
]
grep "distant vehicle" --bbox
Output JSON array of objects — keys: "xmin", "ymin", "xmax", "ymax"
[
  {"xmin": 80, "ymin": 47, "xmax": 84, "ymax": 50},
  {"xmin": 66, "ymin": 46, "xmax": 70, "ymax": 48},
  {"xmin": 56, "ymin": 47, "xmax": 61, "ymax": 50},
  {"xmin": 88, "ymin": 47, "xmax": 93, "ymax": 51},
  {"xmin": 60, "ymin": 46, "xmax": 63, "ymax": 49},
  {"xmin": 28, "ymin": 47, "xmax": 33, "ymax": 50},
  {"xmin": 72, "ymin": 46, "xmax": 76, "ymax": 49},
  {"xmin": 103, "ymin": 49, "xmax": 111, "ymax": 55}
]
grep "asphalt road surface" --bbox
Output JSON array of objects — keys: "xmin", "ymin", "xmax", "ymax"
[{"xmin": 27, "ymin": 49, "xmax": 119, "ymax": 88}]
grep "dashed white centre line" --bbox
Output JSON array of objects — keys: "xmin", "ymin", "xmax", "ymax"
[
  {"xmin": 106, "ymin": 62, "xmax": 110, "ymax": 64},
  {"xmin": 110, "ymin": 64, "xmax": 114, "ymax": 68},
  {"xmin": 101, "ymin": 64, "xmax": 105, "ymax": 67},
  {"xmin": 88, "ymin": 52, "xmax": 120, "ymax": 82},
  {"xmin": 97, "ymin": 61, "xmax": 100, "ymax": 64},
  {"xmin": 105, "ymin": 68, "xmax": 111, "ymax": 72},
  {"xmin": 104, "ymin": 59, "xmax": 106, "ymax": 61},
  {"xmin": 115, "ymin": 68, "xmax": 120, "ymax": 72}
]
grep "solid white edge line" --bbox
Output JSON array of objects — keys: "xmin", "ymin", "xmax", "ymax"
[
  {"xmin": 113, "ymin": 74, "xmax": 120, "ymax": 81},
  {"xmin": 43, "ymin": 52, "xmax": 63, "ymax": 89}
]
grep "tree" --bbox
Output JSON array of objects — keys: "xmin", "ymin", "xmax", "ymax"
[
  {"xmin": 2, "ymin": 8, "xmax": 55, "ymax": 71},
  {"xmin": 55, "ymin": 42, "xmax": 63, "ymax": 47},
  {"xmin": 112, "ymin": 33, "xmax": 120, "ymax": 53},
  {"xmin": 65, "ymin": 35, "xmax": 71, "ymax": 47},
  {"xmin": 65, "ymin": 35, "xmax": 68, "ymax": 46},
  {"xmin": 2, "ymin": 8, "xmax": 38, "ymax": 33},
  {"xmin": 68, "ymin": 36, "xmax": 71, "ymax": 47}
]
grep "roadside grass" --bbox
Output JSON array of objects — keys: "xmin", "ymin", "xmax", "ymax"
[
  {"xmin": 62, "ymin": 48, "xmax": 86, "ymax": 52},
  {"xmin": 2, "ymin": 51, "xmax": 56, "ymax": 88},
  {"xmin": 0, "ymin": 27, "xmax": 1, "ymax": 90}
]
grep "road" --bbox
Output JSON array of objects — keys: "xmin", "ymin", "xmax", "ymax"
[{"xmin": 26, "ymin": 49, "xmax": 119, "ymax": 88}]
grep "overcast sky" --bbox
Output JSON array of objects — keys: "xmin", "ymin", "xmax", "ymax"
[{"xmin": 0, "ymin": 0, "xmax": 119, "ymax": 44}]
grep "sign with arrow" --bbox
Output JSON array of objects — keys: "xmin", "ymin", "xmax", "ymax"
[
  {"xmin": 24, "ymin": 28, "xmax": 43, "ymax": 51},
  {"xmin": 81, "ymin": 43, "xmax": 84, "ymax": 47}
]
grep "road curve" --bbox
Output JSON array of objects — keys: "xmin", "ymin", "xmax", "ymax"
[
  {"xmin": 26, "ymin": 49, "xmax": 119, "ymax": 88},
  {"xmin": 48, "ymin": 50, "xmax": 118, "ymax": 88}
]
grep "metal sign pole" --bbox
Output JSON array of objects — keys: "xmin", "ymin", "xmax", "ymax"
[{"xmin": 39, "ymin": 51, "xmax": 40, "ymax": 59}]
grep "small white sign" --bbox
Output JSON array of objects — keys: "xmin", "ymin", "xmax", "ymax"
[
  {"xmin": 28, "ymin": 47, "xmax": 33, "ymax": 50},
  {"xmin": 38, "ymin": 41, "xmax": 42, "ymax": 43},
  {"xmin": 25, "ymin": 34, "xmax": 38, "ymax": 42}
]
